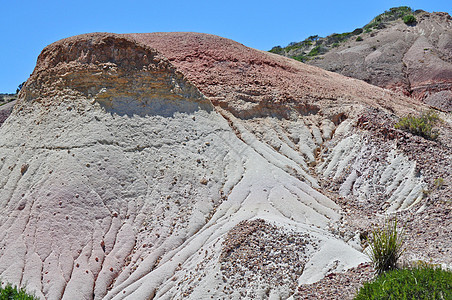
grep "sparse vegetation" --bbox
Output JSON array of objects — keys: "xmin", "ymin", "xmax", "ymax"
[
  {"xmin": 0, "ymin": 283, "xmax": 38, "ymax": 300},
  {"xmin": 394, "ymin": 110, "xmax": 441, "ymax": 140},
  {"xmin": 366, "ymin": 217, "xmax": 404, "ymax": 275},
  {"xmin": 307, "ymin": 45, "xmax": 322, "ymax": 57},
  {"xmin": 269, "ymin": 46, "xmax": 283, "ymax": 54},
  {"xmin": 292, "ymin": 54, "xmax": 308, "ymax": 62},
  {"xmin": 354, "ymin": 265, "xmax": 452, "ymax": 299},
  {"xmin": 364, "ymin": 6, "xmax": 414, "ymax": 31},
  {"xmin": 269, "ymin": 6, "xmax": 417, "ymax": 62}
]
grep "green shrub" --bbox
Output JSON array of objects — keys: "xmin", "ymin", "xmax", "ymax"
[
  {"xmin": 394, "ymin": 110, "xmax": 441, "ymax": 140},
  {"xmin": 352, "ymin": 28, "xmax": 364, "ymax": 35},
  {"xmin": 292, "ymin": 54, "xmax": 308, "ymax": 62},
  {"xmin": 356, "ymin": 36, "xmax": 363, "ymax": 42},
  {"xmin": 0, "ymin": 283, "xmax": 38, "ymax": 299},
  {"xmin": 403, "ymin": 15, "xmax": 417, "ymax": 25},
  {"xmin": 366, "ymin": 217, "xmax": 404, "ymax": 275},
  {"xmin": 354, "ymin": 265, "xmax": 452, "ymax": 299},
  {"xmin": 306, "ymin": 35, "xmax": 319, "ymax": 42}
]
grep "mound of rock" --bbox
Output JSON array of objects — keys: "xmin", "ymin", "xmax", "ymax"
[{"xmin": 0, "ymin": 32, "xmax": 449, "ymax": 300}]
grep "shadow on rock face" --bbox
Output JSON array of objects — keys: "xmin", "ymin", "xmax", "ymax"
[{"xmin": 96, "ymin": 95, "xmax": 213, "ymax": 118}]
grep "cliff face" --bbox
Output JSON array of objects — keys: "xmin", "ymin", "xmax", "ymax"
[
  {"xmin": 0, "ymin": 32, "xmax": 450, "ymax": 300},
  {"xmin": 307, "ymin": 11, "xmax": 452, "ymax": 111}
]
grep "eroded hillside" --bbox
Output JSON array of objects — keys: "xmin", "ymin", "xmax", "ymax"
[
  {"xmin": 0, "ymin": 32, "xmax": 450, "ymax": 299},
  {"xmin": 271, "ymin": 8, "xmax": 452, "ymax": 112}
]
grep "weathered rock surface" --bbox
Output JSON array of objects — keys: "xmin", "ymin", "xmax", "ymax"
[
  {"xmin": 0, "ymin": 32, "xmax": 450, "ymax": 300},
  {"xmin": 306, "ymin": 11, "xmax": 452, "ymax": 111}
]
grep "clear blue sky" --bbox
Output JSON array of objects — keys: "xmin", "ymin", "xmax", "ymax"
[{"xmin": 1, "ymin": 0, "xmax": 450, "ymax": 93}]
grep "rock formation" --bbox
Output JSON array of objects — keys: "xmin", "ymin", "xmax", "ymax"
[
  {"xmin": 309, "ymin": 11, "xmax": 452, "ymax": 111},
  {"xmin": 0, "ymin": 32, "xmax": 450, "ymax": 299}
]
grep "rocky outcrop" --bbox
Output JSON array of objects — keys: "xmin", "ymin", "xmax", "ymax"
[{"xmin": 0, "ymin": 32, "xmax": 450, "ymax": 300}]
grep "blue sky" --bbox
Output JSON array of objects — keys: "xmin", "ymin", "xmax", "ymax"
[{"xmin": 1, "ymin": 0, "xmax": 450, "ymax": 93}]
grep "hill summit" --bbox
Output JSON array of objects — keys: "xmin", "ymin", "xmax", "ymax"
[{"xmin": 270, "ymin": 7, "xmax": 452, "ymax": 112}]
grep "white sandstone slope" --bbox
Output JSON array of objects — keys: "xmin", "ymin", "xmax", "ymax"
[{"xmin": 0, "ymin": 32, "xmax": 432, "ymax": 299}]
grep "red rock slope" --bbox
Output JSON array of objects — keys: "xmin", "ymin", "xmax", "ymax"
[{"xmin": 128, "ymin": 32, "xmax": 419, "ymax": 118}]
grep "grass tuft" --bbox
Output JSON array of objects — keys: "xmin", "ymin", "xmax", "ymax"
[{"xmin": 366, "ymin": 217, "xmax": 404, "ymax": 275}]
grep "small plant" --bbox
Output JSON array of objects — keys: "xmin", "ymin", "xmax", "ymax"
[
  {"xmin": 356, "ymin": 36, "xmax": 363, "ymax": 42},
  {"xmin": 394, "ymin": 110, "xmax": 441, "ymax": 140},
  {"xmin": 354, "ymin": 265, "xmax": 452, "ymax": 299},
  {"xmin": 433, "ymin": 177, "xmax": 444, "ymax": 189},
  {"xmin": 366, "ymin": 217, "xmax": 404, "ymax": 275},
  {"xmin": 0, "ymin": 283, "xmax": 38, "ymax": 299},
  {"xmin": 403, "ymin": 15, "xmax": 417, "ymax": 25}
]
